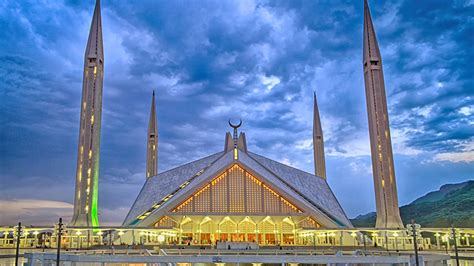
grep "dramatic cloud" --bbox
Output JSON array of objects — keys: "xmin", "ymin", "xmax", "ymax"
[{"xmin": 0, "ymin": 0, "xmax": 472, "ymax": 224}]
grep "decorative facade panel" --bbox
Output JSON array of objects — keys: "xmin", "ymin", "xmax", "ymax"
[
  {"xmin": 171, "ymin": 164, "xmax": 302, "ymax": 214},
  {"xmin": 154, "ymin": 216, "xmax": 177, "ymax": 228}
]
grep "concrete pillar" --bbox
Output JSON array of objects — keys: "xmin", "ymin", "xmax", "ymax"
[{"xmin": 255, "ymin": 223, "xmax": 259, "ymax": 244}]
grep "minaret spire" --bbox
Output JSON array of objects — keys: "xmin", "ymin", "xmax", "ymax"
[
  {"xmin": 313, "ymin": 91, "xmax": 327, "ymax": 179},
  {"xmin": 71, "ymin": 0, "xmax": 104, "ymax": 227},
  {"xmin": 363, "ymin": 0, "xmax": 403, "ymax": 228},
  {"xmin": 146, "ymin": 90, "xmax": 158, "ymax": 178}
]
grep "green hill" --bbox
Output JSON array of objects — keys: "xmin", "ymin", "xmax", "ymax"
[{"xmin": 351, "ymin": 180, "xmax": 474, "ymax": 228}]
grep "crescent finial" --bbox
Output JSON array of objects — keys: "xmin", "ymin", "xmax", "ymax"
[{"xmin": 229, "ymin": 119, "xmax": 242, "ymax": 129}]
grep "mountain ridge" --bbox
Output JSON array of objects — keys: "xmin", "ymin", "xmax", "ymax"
[{"xmin": 351, "ymin": 180, "xmax": 474, "ymax": 228}]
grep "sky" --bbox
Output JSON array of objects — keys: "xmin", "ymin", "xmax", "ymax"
[{"xmin": 0, "ymin": 0, "xmax": 473, "ymax": 226}]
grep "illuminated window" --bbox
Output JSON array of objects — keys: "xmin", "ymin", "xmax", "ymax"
[{"xmin": 234, "ymin": 148, "xmax": 238, "ymax": 160}]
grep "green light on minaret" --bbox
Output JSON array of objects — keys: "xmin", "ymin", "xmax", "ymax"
[{"xmin": 91, "ymin": 151, "xmax": 100, "ymax": 227}]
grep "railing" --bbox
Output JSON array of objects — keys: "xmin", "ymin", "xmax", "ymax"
[{"xmin": 23, "ymin": 250, "xmax": 451, "ymax": 266}]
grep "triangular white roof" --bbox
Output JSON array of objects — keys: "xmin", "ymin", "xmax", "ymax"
[{"xmin": 123, "ymin": 149, "xmax": 352, "ymax": 228}]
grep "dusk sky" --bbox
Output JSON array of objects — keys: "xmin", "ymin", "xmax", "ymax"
[{"xmin": 1, "ymin": 0, "xmax": 473, "ymax": 225}]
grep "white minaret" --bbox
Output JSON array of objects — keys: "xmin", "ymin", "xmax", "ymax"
[
  {"xmin": 313, "ymin": 91, "xmax": 327, "ymax": 179},
  {"xmin": 146, "ymin": 90, "xmax": 158, "ymax": 178},
  {"xmin": 363, "ymin": 0, "xmax": 403, "ymax": 228},
  {"xmin": 71, "ymin": 0, "xmax": 104, "ymax": 227}
]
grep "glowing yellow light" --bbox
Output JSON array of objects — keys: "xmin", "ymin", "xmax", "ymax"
[
  {"xmin": 382, "ymin": 180, "xmax": 385, "ymax": 187},
  {"xmin": 91, "ymin": 115, "xmax": 94, "ymax": 124},
  {"xmin": 75, "ymin": 231, "xmax": 82, "ymax": 236},
  {"xmin": 118, "ymin": 231, "xmax": 125, "ymax": 236},
  {"xmin": 33, "ymin": 231, "xmax": 39, "ymax": 235},
  {"xmin": 97, "ymin": 231, "xmax": 103, "ymax": 236},
  {"xmin": 234, "ymin": 148, "xmax": 238, "ymax": 160},
  {"xmin": 93, "ymin": 66, "xmax": 97, "ymax": 76},
  {"xmin": 350, "ymin": 232, "xmax": 357, "ymax": 237},
  {"xmin": 88, "ymin": 150, "xmax": 92, "ymax": 159},
  {"xmin": 87, "ymin": 168, "xmax": 91, "ymax": 177}
]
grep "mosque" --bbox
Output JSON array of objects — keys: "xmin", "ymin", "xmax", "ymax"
[{"xmin": 70, "ymin": 0, "xmax": 405, "ymax": 246}]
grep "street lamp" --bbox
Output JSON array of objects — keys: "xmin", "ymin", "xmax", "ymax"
[
  {"xmin": 350, "ymin": 232, "xmax": 357, "ymax": 246},
  {"xmin": 451, "ymin": 225, "xmax": 460, "ymax": 266},
  {"xmin": 406, "ymin": 220, "xmax": 421, "ymax": 266},
  {"xmin": 75, "ymin": 231, "xmax": 82, "ymax": 249},
  {"xmin": 393, "ymin": 232, "xmax": 399, "ymax": 251},
  {"xmin": 118, "ymin": 231, "xmax": 125, "ymax": 245}
]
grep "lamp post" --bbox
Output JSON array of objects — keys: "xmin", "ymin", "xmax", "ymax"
[
  {"xmin": 362, "ymin": 234, "xmax": 367, "ymax": 253},
  {"xmin": 75, "ymin": 231, "xmax": 82, "ymax": 249},
  {"xmin": 14, "ymin": 222, "xmax": 23, "ymax": 266},
  {"xmin": 118, "ymin": 231, "xmax": 125, "ymax": 245},
  {"xmin": 434, "ymin": 232, "xmax": 441, "ymax": 250},
  {"xmin": 350, "ymin": 232, "xmax": 357, "ymax": 246},
  {"xmin": 451, "ymin": 225, "xmax": 460, "ymax": 266},
  {"xmin": 393, "ymin": 232, "xmax": 399, "ymax": 252},
  {"xmin": 406, "ymin": 220, "xmax": 420, "ymax": 266},
  {"xmin": 55, "ymin": 218, "xmax": 64, "ymax": 266}
]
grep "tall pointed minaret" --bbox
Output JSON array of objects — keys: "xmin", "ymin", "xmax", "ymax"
[
  {"xmin": 146, "ymin": 90, "xmax": 158, "ymax": 178},
  {"xmin": 363, "ymin": 0, "xmax": 403, "ymax": 228},
  {"xmin": 70, "ymin": 0, "xmax": 104, "ymax": 227},
  {"xmin": 313, "ymin": 91, "xmax": 327, "ymax": 179}
]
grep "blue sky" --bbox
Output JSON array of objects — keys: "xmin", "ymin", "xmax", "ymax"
[{"xmin": 0, "ymin": 0, "xmax": 473, "ymax": 225}]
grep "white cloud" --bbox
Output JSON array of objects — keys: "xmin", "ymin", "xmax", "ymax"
[
  {"xmin": 459, "ymin": 106, "xmax": 473, "ymax": 116},
  {"xmin": 391, "ymin": 128, "xmax": 423, "ymax": 156},
  {"xmin": 0, "ymin": 199, "xmax": 73, "ymax": 226},
  {"xmin": 434, "ymin": 141, "xmax": 474, "ymax": 163},
  {"xmin": 260, "ymin": 74, "xmax": 280, "ymax": 92}
]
